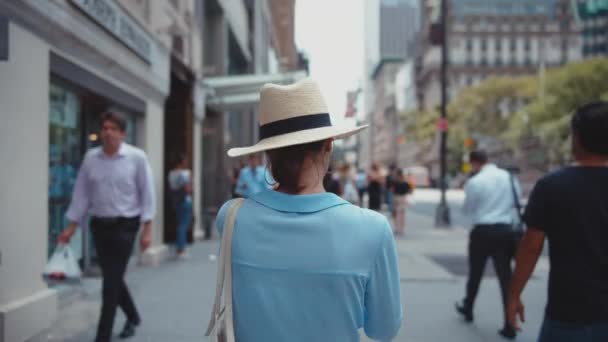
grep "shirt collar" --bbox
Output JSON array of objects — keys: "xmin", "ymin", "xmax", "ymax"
[
  {"xmin": 249, "ymin": 190, "xmax": 349, "ymax": 213},
  {"xmin": 480, "ymin": 163, "xmax": 497, "ymax": 173},
  {"xmin": 96, "ymin": 142, "xmax": 128, "ymax": 159},
  {"xmin": 117, "ymin": 143, "xmax": 128, "ymax": 157}
]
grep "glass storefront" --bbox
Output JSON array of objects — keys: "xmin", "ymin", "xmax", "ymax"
[
  {"xmin": 48, "ymin": 83, "xmax": 82, "ymax": 258},
  {"xmin": 48, "ymin": 79, "xmax": 138, "ymax": 266}
]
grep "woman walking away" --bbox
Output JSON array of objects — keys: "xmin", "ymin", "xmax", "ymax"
[
  {"xmin": 168, "ymin": 154, "xmax": 192, "ymax": 259},
  {"xmin": 392, "ymin": 169, "xmax": 412, "ymax": 236},
  {"xmin": 211, "ymin": 78, "xmax": 403, "ymax": 342}
]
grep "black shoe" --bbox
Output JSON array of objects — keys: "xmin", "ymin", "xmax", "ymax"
[
  {"xmin": 118, "ymin": 320, "xmax": 139, "ymax": 339},
  {"xmin": 454, "ymin": 301, "xmax": 473, "ymax": 322},
  {"xmin": 498, "ymin": 327, "xmax": 517, "ymax": 340}
]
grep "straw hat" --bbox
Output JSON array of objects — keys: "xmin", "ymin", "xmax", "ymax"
[{"xmin": 227, "ymin": 78, "xmax": 368, "ymax": 157}]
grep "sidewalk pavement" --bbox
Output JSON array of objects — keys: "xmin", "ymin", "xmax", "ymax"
[{"xmin": 30, "ymin": 205, "xmax": 550, "ymax": 342}]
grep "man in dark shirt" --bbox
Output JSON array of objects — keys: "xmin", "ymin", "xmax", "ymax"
[{"xmin": 508, "ymin": 101, "xmax": 608, "ymax": 342}]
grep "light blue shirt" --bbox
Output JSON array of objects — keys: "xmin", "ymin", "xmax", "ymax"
[
  {"xmin": 463, "ymin": 164, "xmax": 521, "ymax": 225},
  {"xmin": 66, "ymin": 143, "xmax": 156, "ymax": 224},
  {"xmin": 216, "ymin": 190, "xmax": 403, "ymax": 342},
  {"xmin": 235, "ymin": 166, "xmax": 270, "ymax": 198}
]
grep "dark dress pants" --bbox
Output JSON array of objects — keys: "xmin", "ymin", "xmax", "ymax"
[
  {"xmin": 91, "ymin": 217, "xmax": 141, "ymax": 342},
  {"xmin": 464, "ymin": 224, "xmax": 514, "ymax": 329}
]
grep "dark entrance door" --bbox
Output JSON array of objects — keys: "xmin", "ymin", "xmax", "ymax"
[{"xmin": 164, "ymin": 62, "xmax": 194, "ymax": 246}]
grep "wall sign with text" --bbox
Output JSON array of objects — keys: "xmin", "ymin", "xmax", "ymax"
[{"xmin": 69, "ymin": 0, "xmax": 152, "ymax": 63}]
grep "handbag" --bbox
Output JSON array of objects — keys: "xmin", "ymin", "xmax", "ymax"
[
  {"xmin": 205, "ymin": 198, "xmax": 245, "ymax": 342},
  {"xmin": 508, "ymin": 173, "xmax": 525, "ymax": 244}
]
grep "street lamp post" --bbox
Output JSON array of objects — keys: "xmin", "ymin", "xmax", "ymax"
[{"xmin": 435, "ymin": 0, "xmax": 451, "ymax": 227}]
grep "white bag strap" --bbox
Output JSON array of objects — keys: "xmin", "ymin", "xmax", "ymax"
[{"xmin": 205, "ymin": 198, "xmax": 245, "ymax": 338}]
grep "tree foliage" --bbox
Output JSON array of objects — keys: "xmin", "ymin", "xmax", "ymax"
[
  {"xmin": 509, "ymin": 58, "xmax": 608, "ymax": 165},
  {"xmin": 403, "ymin": 58, "xmax": 608, "ymax": 172}
]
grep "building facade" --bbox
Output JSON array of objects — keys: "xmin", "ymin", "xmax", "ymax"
[
  {"xmin": 0, "ymin": 0, "xmax": 178, "ymax": 340},
  {"xmin": 361, "ymin": 0, "xmax": 420, "ymax": 169},
  {"xmin": 575, "ymin": 0, "xmax": 608, "ymax": 57},
  {"xmin": 417, "ymin": 0, "xmax": 583, "ymax": 110}
]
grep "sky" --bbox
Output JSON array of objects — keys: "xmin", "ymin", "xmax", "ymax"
[{"xmin": 295, "ymin": 0, "xmax": 365, "ymax": 125}]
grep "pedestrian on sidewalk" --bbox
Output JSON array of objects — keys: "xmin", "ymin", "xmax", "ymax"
[
  {"xmin": 230, "ymin": 165, "xmax": 242, "ymax": 199},
  {"xmin": 508, "ymin": 101, "xmax": 608, "ymax": 342},
  {"xmin": 58, "ymin": 111, "xmax": 155, "ymax": 342},
  {"xmin": 168, "ymin": 153, "xmax": 193, "ymax": 259},
  {"xmin": 356, "ymin": 168, "xmax": 368, "ymax": 207},
  {"xmin": 455, "ymin": 150, "xmax": 520, "ymax": 340},
  {"xmin": 214, "ymin": 78, "xmax": 402, "ymax": 342},
  {"xmin": 367, "ymin": 163, "xmax": 383, "ymax": 211},
  {"xmin": 391, "ymin": 168, "xmax": 412, "ymax": 236},
  {"xmin": 323, "ymin": 164, "xmax": 342, "ymax": 196},
  {"xmin": 385, "ymin": 164, "xmax": 397, "ymax": 218},
  {"xmin": 339, "ymin": 162, "xmax": 360, "ymax": 205},
  {"xmin": 234, "ymin": 154, "xmax": 270, "ymax": 198}
]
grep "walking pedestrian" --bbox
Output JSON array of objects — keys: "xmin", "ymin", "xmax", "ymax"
[
  {"xmin": 212, "ymin": 78, "xmax": 402, "ymax": 341},
  {"xmin": 168, "ymin": 153, "xmax": 192, "ymax": 259},
  {"xmin": 356, "ymin": 168, "xmax": 368, "ymax": 207},
  {"xmin": 367, "ymin": 163, "xmax": 383, "ymax": 211},
  {"xmin": 58, "ymin": 111, "xmax": 155, "ymax": 342},
  {"xmin": 455, "ymin": 150, "xmax": 519, "ymax": 340},
  {"xmin": 323, "ymin": 165, "xmax": 342, "ymax": 196},
  {"xmin": 385, "ymin": 164, "xmax": 397, "ymax": 218},
  {"xmin": 391, "ymin": 169, "xmax": 412, "ymax": 236},
  {"xmin": 339, "ymin": 163, "xmax": 359, "ymax": 205},
  {"xmin": 235, "ymin": 154, "xmax": 269, "ymax": 198},
  {"xmin": 507, "ymin": 101, "xmax": 608, "ymax": 342},
  {"xmin": 230, "ymin": 165, "xmax": 241, "ymax": 198}
]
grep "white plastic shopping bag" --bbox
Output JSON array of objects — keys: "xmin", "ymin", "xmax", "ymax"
[{"xmin": 43, "ymin": 244, "xmax": 82, "ymax": 280}]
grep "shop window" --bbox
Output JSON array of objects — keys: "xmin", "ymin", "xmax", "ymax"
[{"xmin": 48, "ymin": 83, "xmax": 82, "ymax": 258}]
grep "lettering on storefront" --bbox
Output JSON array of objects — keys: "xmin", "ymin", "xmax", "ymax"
[
  {"xmin": 69, "ymin": 0, "xmax": 152, "ymax": 63},
  {"xmin": 0, "ymin": 16, "xmax": 8, "ymax": 61}
]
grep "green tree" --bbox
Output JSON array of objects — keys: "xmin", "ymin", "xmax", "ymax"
[{"xmin": 510, "ymin": 58, "xmax": 608, "ymax": 165}]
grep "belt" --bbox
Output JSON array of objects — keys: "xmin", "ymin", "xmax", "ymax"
[{"xmin": 91, "ymin": 216, "xmax": 140, "ymax": 225}]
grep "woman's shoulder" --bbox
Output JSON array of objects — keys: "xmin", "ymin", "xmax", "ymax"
[
  {"xmin": 216, "ymin": 198, "xmax": 246, "ymax": 234},
  {"xmin": 333, "ymin": 205, "xmax": 391, "ymax": 234}
]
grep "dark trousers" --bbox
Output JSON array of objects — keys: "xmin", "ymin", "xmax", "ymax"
[
  {"xmin": 464, "ymin": 224, "xmax": 514, "ymax": 329},
  {"xmin": 91, "ymin": 217, "xmax": 141, "ymax": 342}
]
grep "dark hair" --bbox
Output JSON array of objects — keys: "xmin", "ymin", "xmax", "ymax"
[
  {"xmin": 396, "ymin": 168, "xmax": 404, "ymax": 178},
  {"xmin": 266, "ymin": 140, "xmax": 327, "ymax": 194},
  {"xmin": 571, "ymin": 101, "xmax": 608, "ymax": 156},
  {"xmin": 100, "ymin": 111, "xmax": 127, "ymax": 132},
  {"xmin": 172, "ymin": 153, "xmax": 187, "ymax": 168},
  {"xmin": 469, "ymin": 150, "xmax": 488, "ymax": 164}
]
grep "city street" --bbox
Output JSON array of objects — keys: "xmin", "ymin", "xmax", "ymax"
[{"xmin": 30, "ymin": 189, "xmax": 550, "ymax": 342}]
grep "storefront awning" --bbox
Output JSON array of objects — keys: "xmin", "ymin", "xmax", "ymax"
[{"xmin": 203, "ymin": 71, "xmax": 307, "ymax": 111}]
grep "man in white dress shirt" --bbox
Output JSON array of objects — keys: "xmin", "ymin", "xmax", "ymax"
[
  {"xmin": 58, "ymin": 111, "xmax": 155, "ymax": 342},
  {"xmin": 455, "ymin": 150, "xmax": 520, "ymax": 340}
]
